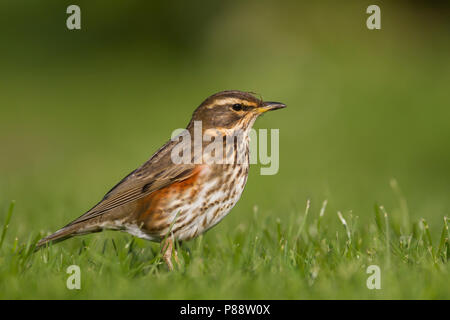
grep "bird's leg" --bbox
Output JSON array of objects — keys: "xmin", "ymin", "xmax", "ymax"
[
  {"xmin": 173, "ymin": 248, "xmax": 180, "ymax": 265},
  {"xmin": 161, "ymin": 238, "xmax": 174, "ymax": 271}
]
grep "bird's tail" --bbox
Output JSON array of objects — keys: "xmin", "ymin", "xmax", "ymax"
[{"xmin": 35, "ymin": 223, "xmax": 101, "ymax": 251}]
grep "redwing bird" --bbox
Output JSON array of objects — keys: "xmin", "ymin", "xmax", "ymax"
[{"xmin": 36, "ymin": 90, "xmax": 286, "ymax": 270}]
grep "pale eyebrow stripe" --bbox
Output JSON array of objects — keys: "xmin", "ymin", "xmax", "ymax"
[{"xmin": 205, "ymin": 98, "xmax": 258, "ymax": 109}]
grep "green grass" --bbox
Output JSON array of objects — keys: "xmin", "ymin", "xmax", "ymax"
[
  {"xmin": 0, "ymin": 196, "xmax": 448, "ymax": 299},
  {"xmin": 0, "ymin": 1, "xmax": 449, "ymax": 299}
]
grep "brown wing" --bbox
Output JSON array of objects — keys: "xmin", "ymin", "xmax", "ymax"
[{"xmin": 65, "ymin": 139, "xmax": 196, "ymax": 227}]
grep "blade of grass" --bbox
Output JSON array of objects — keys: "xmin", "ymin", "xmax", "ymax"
[
  {"xmin": 379, "ymin": 206, "xmax": 391, "ymax": 268},
  {"xmin": 390, "ymin": 179, "xmax": 410, "ymax": 234},
  {"xmin": 437, "ymin": 216, "xmax": 448, "ymax": 259},
  {"xmin": 295, "ymin": 199, "xmax": 311, "ymax": 240},
  {"xmin": 317, "ymin": 199, "xmax": 328, "ymax": 233},
  {"xmin": 421, "ymin": 218, "xmax": 435, "ymax": 261},
  {"xmin": 0, "ymin": 200, "xmax": 16, "ymax": 250},
  {"xmin": 337, "ymin": 211, "xmax": 352, "ymax": 253},
  {"xmin": 374, "ymin": 203, "xmax": 383, "ymax": 233},
  {"xmin": 276, "ymin": 218, "xmax": 282, "ymax": 242},
  {"xmin": 111, "ymin": 238, "xmax": 119, "ymax": 257}
]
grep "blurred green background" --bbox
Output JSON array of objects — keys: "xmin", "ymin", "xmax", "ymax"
[{"xmin": 0, "ymin": 0, "xmax": 449, "ymax": 298}]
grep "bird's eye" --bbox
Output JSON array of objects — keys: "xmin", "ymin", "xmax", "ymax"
[{"xmin": 232, "ymin": 104, "xmax": 243, "ymax": 111}]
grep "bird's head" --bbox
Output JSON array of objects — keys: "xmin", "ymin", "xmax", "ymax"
[{"xmin": 188, "ymin": 90, "xmax": 286, "ymax": 134}]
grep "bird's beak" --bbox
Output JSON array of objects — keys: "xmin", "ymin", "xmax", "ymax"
[{"xmin": 257, "ymin": 101, "xmax": 287, "ymax": 114}]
